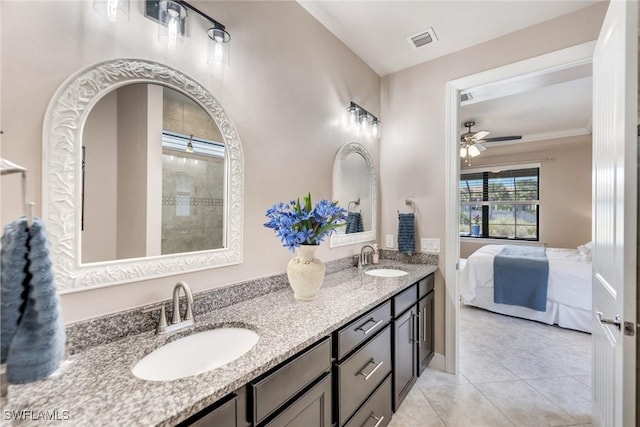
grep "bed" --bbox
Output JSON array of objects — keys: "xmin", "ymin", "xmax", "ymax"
[{"xmin": 459, "ymin": 244, "xmax": 592, "ymax": 333}]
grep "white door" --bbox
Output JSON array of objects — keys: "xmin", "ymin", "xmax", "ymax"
[{"xmin": 591, "ymin": 1, "xmax": 637, "ymax": 426}]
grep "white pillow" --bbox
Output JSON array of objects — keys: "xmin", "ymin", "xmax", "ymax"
[{"xmin": 577, "ymin": 241, "xmax": 592, "ymax": 261}]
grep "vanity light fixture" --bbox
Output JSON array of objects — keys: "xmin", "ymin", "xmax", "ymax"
[
  {"xmin": 93, "ymin": 0, "xmax": 129, "ymax": 22},
  {"xmin": 346, "ymin": 102, "xmax": 380, "ymax": 140},
  {"xmin": 145, "ymin": 0, "xmax": 231, "ymax": 65}
]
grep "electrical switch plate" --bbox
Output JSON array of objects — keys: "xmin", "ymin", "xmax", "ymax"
[
  {"xmin": 385, "ymin": 235, "xmax": 394, "ymax": 248},
  {"xmin": 421, "ymin": 238, "xmax": 440, "ymax": 253}
]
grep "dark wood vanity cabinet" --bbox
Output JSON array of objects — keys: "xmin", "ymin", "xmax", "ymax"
[
  {"xmin": 417, "ymin": 274, "xmax": 435, "ymax": 375},
  {"xmin": 177, "ymin": 272, "xmax": 435, "ymax": 427}
]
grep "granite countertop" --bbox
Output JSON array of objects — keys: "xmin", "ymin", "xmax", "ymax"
[{"xmin": 1, "ymin": 261, "xmax": 437, "ymax": 426}]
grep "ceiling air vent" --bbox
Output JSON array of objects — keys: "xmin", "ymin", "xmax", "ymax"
[{"xmin": 408, "ymin": 27, "xmax": 438, "ymax": 49}]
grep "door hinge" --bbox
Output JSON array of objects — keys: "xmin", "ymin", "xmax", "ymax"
[{"xmin": 623, "ymin": 321, "xmax": 635, "ymax": 336}]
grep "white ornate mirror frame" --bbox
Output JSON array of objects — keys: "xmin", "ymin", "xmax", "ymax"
[
  {"xmin": 330, "ymin": 142, "xmax": 377, "ymax": 247},
  {"xmin": 43, "ymin": 59, "xmax": 243, "ymax": 292}
]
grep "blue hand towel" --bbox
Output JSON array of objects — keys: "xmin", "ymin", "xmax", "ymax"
[
  {"xmin": 398, "ymin": 213, "xmax": 415, "ymax": 254},
  {"xmin": 345, "ymin": 212, "xmax": 364, "ymax": 234},
  {"xmin": 4, "ymin": 218, "xmax": 66, "ymax": 384},
  {"xmin": 1, "ymin": 217, "xmax": 29, "ymax": 364}
]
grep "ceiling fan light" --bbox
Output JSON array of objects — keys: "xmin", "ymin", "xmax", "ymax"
[
  {"xmin": 468, "ymin": 145, "xmax": 481, "ymax": 157},
  {"xmin": 460, "ymin": 147, "xmax": 467, "ymax": 158}
]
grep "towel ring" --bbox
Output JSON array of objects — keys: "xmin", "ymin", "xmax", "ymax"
[
  {"xmin": 398, "ymin": 198, "xmax": 416, "ymax": 215},
  {"xmin": 348, "ymin": 198, "xmax": 361, "ymax": 212}
]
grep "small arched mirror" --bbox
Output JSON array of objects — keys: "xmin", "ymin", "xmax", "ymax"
[
  {"xmin": 43, "ymin": 59, "xmax": 243, "ymax": 292},
  {"xmin": 330, "ymin": 142, "xmax": 377, "ymax": 247}
]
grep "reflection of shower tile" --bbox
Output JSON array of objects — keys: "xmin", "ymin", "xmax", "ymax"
[
  {"xmin": 163, "ymin": 99, "xmax": 183, "ymax": 121},
  {"xmin": 163, "ymin": 118, "xmax": 183, "ymax": 134}
]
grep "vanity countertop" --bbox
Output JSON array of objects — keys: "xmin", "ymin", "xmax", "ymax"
[{"xmin": 1, "ymin": 261, "xmax": 437, "ymax": 426}]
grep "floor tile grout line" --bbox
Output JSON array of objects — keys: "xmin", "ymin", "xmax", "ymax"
[
  {"xmin": 468, "ymin": 380, "xmax": 517, "ymax": 427},
  {"xmin": 414, "ymin": 380, "xmax": 452, "ymax": 427}
]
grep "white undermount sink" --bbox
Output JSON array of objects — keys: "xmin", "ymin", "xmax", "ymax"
[
  {"xmin": 365, "ymin": 269, "xmax": 408, "ymax": 278},
  {"xmin": 132, "ymin": 328, "xmax": 260, "ymax": 381}
]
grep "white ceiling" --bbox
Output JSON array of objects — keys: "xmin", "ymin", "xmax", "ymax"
[{"xmin": 298, "ymin": 0, "xmax": 599, "ymax": 149}]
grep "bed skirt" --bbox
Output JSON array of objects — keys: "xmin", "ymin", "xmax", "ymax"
[{"xmin": 463, "ymin": 286, "xmax": 592, "ymax": 333}]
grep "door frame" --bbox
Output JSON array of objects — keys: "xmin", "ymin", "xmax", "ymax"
[{"xmin": 444, "ymin": 41, "xmax": 596, "ymax": 373}]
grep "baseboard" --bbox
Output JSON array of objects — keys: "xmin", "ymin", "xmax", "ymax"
[{"xmin": 427, "ymin": 352, "xmax": 445, "ymax": 371}]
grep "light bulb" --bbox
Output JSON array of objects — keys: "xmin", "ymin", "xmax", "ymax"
[
  {"xmin": 207, "ymin": 27, "xmax": 230, "ymax": 66},
  {"xmin": 167, "ymin": 10, "xmax": 180, "ymax": 50},
  {"xmin": 93, "ymin": 0, "xmax": 129, "ymax": 22},
  {"xmin": 468, "ymin": 145, "xmax": 481, "ymax": 157},
  {"xmin": 371, "ymin": 119, "xmax": 380, "ymax": 139},
  {"xmin": 158, "ymin": 1, "xmax": 186, "ymax": 50}
]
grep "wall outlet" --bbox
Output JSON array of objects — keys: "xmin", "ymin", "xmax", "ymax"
[
  {"xmin": 421, "ymin": 238, "xmax": 440, "ymax": 253},
  {"xmin": 385, "ymin": 234, "xmax": 394, "ymax": 248}
]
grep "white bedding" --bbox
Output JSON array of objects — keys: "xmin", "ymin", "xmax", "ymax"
[{"xmin": 460, "ymin": 245, "xmax": 593, "ymax": 332}]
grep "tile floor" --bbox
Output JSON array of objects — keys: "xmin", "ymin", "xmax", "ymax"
[{"xmin": 389, "ymin": 305, "xmax": 592, "ymax": 427}]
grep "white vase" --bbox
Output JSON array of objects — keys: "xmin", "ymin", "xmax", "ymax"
[{"xmin": 287, "ymin": 244, "xmax": 326, "ymax": 301}]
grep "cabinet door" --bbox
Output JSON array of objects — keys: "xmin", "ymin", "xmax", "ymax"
[
  {"xmin": 263, "ymin": 373, "xmax": 332, "ymax": 427},
  {"xmin": 417, "ymin": 291, "xmax": 434, "ymax": 376},
  {"xmin": 392, "ymin": 307, "xmax": 417, "ymax": 412}
]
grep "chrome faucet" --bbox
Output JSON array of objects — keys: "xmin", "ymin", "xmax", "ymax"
[
  {"xmin": 358, "ymin": 244, "xmax": 376, "ymax": 269},
  {"xmin": 143, "ymin": 281, "xmax": 195, "ymax": 335}
]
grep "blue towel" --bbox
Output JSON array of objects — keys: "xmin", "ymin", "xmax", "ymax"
[
  {"xmin": 345, "ymin": 212, "xmax": 364, "ymax": 234},
  {"xmin": 2, "ymin": 218, "xmax": 66, "ymax": 384},
  {"xmin": 1, "ymin": 217, "xmax": 29, "ymax": 364},
  {"xmin": 398, "ymin": 213, "xmax": 415, "ymax": 254},
  {"xmin": 494, "ymin": 245, "xmax": 549, "ymax": 312}
]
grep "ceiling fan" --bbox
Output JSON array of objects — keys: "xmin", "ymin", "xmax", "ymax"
[{"xmin": 459, "ymin": 121, "xmax": 522, "ymax": 164}]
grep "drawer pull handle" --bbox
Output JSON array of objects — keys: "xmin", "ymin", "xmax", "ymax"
[
  {"xmin": 356, "ymin": 318, "xmax": 384, "ymax": 335},
  {"xmin": 369, "ymin": 414, "xmax": 385, "ymax": 427},
  {"xmin": 358, "ymin": 359, "xmax": 384, "ymax": 381}
]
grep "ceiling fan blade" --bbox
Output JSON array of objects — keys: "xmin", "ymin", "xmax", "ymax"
[
  {"xmin": 483, "ymin": 135, "xmax": 522, "ymax": 142},
  {"xmin": 475, "ymin": 142, "xmax": 487, "ymax": 152},
  {"xmin": 472, "ymin": 130, "xmax": 490, "ymax": 140}
]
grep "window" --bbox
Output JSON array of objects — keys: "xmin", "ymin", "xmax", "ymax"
[{"xmin": 460, "ymin": 166, "xmax": 539, "ymax": 240}]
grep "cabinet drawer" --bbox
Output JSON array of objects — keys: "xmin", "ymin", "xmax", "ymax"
[
  {"xmin": 344, "ymin": 375, "xmax": 392, "ymax": 427},
  {"xmin": 336, "ymin": 301, "xmax": 391, "ymax": 360},
  {"xmin": 418, "ymin": 274, "xmax": 434, "ymax": 299},
  {"xmin": 337, "ymin": 326, "xmax": 391, "ymax": 426},
  {"xmin": 178, "ymin": 392, "xmax": 240, "ymax": 427},
  {"xmin": 251, "ymin": 337, "xmax": 332, "ymax": 425},
  {"xmin": 264, "ymin": 373, "xmax": 332, "ymax": 427},
  {"xmin": 393, "ymin": 284, "xmax": 417, "ymax": 317}
]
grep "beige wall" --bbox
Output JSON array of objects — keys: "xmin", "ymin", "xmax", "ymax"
[
  {"xmin": 380, "ymin": 3, "xmax": 607, "ymax": 356},
  {"xmin": 459, "ymin": 136, "xmax": 593, "ymax": 259},
  {"xmin": 1, "ymin": 1, "xmax": 380, "ymax": 322}
]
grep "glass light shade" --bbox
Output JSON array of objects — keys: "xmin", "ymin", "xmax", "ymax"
[
  {"xmin": 93, "ymin": 0, "xmax": 129, "ymax": 22},
  {"xmin": 347, "ymin": 105, "xmax": 359, "ymax": 127},
  {"xmin": 468, "ymin": 144, "xmax": 481, "ymax": 157},
  {"xmin": 158, "ymin": 0, "xmax": 187, "ymax": 50},
  {"xmin": 460, "ymin": 147, "xmax": 467, "ymax": 158},
  {"xmin": 359, "ymin": 112, "xmax": 369, "ymax": 132},
  {"xmin": 207, "ymin": 27, "xmax": 231, "ymax": 66},
  {"xmin": 371, "ymin": 119, "xmax": 380, "ymax": 139}
]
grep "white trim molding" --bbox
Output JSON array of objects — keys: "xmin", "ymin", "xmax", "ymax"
[
  {"xmin": 444, "ymin": 41, "xmax": 595, "ymax": 374},
  {"xmin": 43, "ymin": 59, "xmax": 244, "ymax": 292}
]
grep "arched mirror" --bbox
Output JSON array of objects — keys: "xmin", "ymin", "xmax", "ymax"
[
  {"xmin": 43, "ymin": 59, "xmax": 243, "ymax": 292},
  {"xmin": 330, "ymin": 142, "xmax": 376, "ymax": 247}
]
